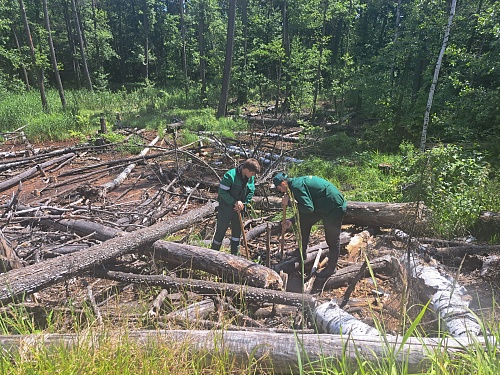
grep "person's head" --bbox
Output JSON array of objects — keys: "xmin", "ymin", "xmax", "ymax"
[
  {"xmin": 241, "ymin": 158, "xmax": 260, "ymax": 178},
  {"xmin": 272, "ymin": 172, "xmax": 288, "ymax": 193}
]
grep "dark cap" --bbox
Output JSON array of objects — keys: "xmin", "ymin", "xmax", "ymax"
[{"xmin": 272, "ymin": 172, "xmax": 288, "ymax": 188}]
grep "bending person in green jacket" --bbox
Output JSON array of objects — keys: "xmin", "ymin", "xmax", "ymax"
[
  {"xmin": 273, "ymin": 172, "xmax": 347, "ymax": 275},
  {"xmin": 211, "ymin": 158, "xmax": 261, "ymax": 255}
]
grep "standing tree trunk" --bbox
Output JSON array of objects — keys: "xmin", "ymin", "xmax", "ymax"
[
  {"xmin": 197, "ymin": 0, "xmax": 207, "ymax": 104},
  {"xmin": 180, "ymin": 0, "xmax": 188, "ymax": 98},
  {"xmin": 10, "ymin": 25, "xmax": 31, "ymax": 90},
  {"xmin": 62, "ymin": 0, "xmax": 81, "ymax": 88},
  {"xmin": 70, "ymin": 0, "xmax": 93, "ymax": 91},
  {"xmin": 312, "ymin": 0, "xmax": 328, "ymax": 115},
  {"xmin": 18, "ymin": 0, "xmax": 48, "ymax": 111},
  {"xmin": 420, "ymin": 0, "xmax": 457, "ymax": 151},
  {"xmin": 43, "ymin": 0, "xmax": 66, "ymax": 108},
  {"xmin": 216, "ymin": 0, "xmax": 236, "ymax": 118},
  {"xmin": 236, "ymin": 0, "xmax": 248, "ymax": 105},
  {"xmin": 143, "ymin": 0, "xmax": 150, "ymax": 80}
]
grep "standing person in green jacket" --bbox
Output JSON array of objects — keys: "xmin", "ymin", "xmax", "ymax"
[
  {"xmin": 211, "ymin": 158, "xmax": 261, "ymax": 255},
  {"xmin": 273, "ymin": 172, "xmax": 347, "ymax": 275}
]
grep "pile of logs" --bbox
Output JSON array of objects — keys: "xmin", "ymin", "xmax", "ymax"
[{"xmin": 1, "ymin": 127, "xmax": 499, "ymax": 372}]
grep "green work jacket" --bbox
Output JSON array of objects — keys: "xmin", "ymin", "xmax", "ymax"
[
  {"xmin": 288, "ymin": 175, "xmax": 346, "ymax": 219},
  {"xmin": 218, "ymin": 166, "xmax": 255, "ymax": 208}
]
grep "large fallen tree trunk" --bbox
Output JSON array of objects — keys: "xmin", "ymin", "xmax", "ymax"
[
  {"xmin": 0, "ymin": 329, "xmax": 496, "ymax": 374},
  {"xmin": 0, "ymin": 201, "xmax": 218, "ymax": 304},
  {"xmin": 93, "ymin": 269, "xmax": 315, "ymax": 308},
  {"xmin": 400, "ymin": 253, "xmax": 482, "ymax": 337},
  {"xmin": 252, "ymin": 198, "xmax": 430, "ymax": 231},
  {"xmin": 148, "ymin": 241, "xmax": 283, "ymax": 290},
  {"xmin": 0, "ymin": 153, "xmax": 75, "ymax": 193}
]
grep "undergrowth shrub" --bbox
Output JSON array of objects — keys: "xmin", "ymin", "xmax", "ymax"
[{"xmin": 394, "ymin": 142, "xmax": 490, "ymax": 238}]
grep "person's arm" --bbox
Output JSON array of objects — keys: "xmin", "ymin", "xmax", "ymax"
[
  {"xmin": 218, "ymin": 169, "xmax": 236, "ymax": 206},
  {"xmin": 244, "ymin": 177, "xmax": 256, "ymax": 204}
]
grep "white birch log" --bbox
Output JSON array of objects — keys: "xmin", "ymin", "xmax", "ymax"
[
  {"xmin": 1, "ymin": 330, "xmax": 497, "ymax": 374},
  {"xmin": 312, "ymin": 300, "xmax": 381, "ymax": 336},
  {"xmin": 400, "ymin": 253, "xmax": 482, "ymax": 337}
]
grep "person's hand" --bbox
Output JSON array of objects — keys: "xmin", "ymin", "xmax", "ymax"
[
  {"xmin": 284, "ymin": 219, "xmax": 292, "ymax": 230},
  {"xmin": 281, "ymin": 194, "xmax": 289, "ymax": 207},
  {"xmin": 234, "ymin": 201, "xmax": 244, "ymax": 211}
]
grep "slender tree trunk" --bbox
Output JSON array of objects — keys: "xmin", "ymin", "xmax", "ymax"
[
  {"xmin": 92, "ymin": 0, "xmax": 101, "ymax": 71},
  {"xmin": 198, "ymin": 0, "xmax": 207, "ymax": 103},
  {"xmin": 18, "ymin": 0, "xmax": 48, "ymax": 111},
  {"xmin": 390, "ymin": 0, "xmax": 402, "ymax": 87},
  {"xmin": 70, "ymin": 0, "xmax": 93, "ymax": 91},
  {"xmin": 43, "ymin": 0, "xmax": 66, "ymax": 108},
  {"xmin": 312, "ymin": 0, "xmax": 328, "ymax": 115},
  {"xmin": 143, "ymin": 0, "xmax": 149, "ymax": 80},
  {"xmin": 420, "ymin": 0, "xmax": 457, "ymax": 151},
  {"xmin": 236, "ymin": 0, "xmax": 248, "ymax": 105},
  {"xmin": 63, "ymin": 0, "xmax": 81, "ymax": 88},
  {"xmin": 216, "ymin": 0, "xmax": 236, "ymax": 118},
  {"xmin": 180, "ymin": 0, "xmax": 188, "ymax": 98},
  {"xmin": 10, "ymin": 25, "xmax": 31, "ymax": 90}
]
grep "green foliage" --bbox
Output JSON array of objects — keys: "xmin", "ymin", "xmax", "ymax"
[
  {"xmin": 395, "ymin": 143, "xmax": 490, "ymax": 237},
  {"xmin": 316, "ymin": 132, "xmax": 360, "ymax": 158}
]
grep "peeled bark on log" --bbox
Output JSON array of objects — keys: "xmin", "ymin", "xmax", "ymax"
[
  {"xmin": 480, "ymin": 255, "xmax": 500, "ymax": 280},
  {"xmin": 0, "ymin": 153, "xmax": 75, "ymax": 193},
  {"xmin": 149, "ymin": 241, "xmax": 283, "ymax": 290},
  {"xmin": 0, "ymin": 201, "xmax": 218, "ymax": 304},
  {"xmin": 400, "ymin": 254, "xmax": 481, "ymax": 337},
  {"xmin": 313, "ymin": 300, "xmax": 380, "ymax": 335},
  {"xmin": 93, "ymin": 269, "xmax": 316, "ymax": 308},
  {"xmin": 0, "ymin": 329, "xmax": 496, "ymax": 374}
]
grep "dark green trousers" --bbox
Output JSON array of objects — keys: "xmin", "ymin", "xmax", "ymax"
[{"xmin": 211, "ymin": 203, "xmax": 241, "ymax": 255}]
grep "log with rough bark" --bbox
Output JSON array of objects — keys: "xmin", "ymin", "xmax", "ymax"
[
  {"xmin": 252, "ymin": 198, "xmax": 430, "ymax": 231},
  {"xmin": 0, "ymin": 329, "xmax": 496, "ymax": 374},
  {"xmin": 93, "ymin": 269, "xmax": 316, "ymax": 308},
  {"xmin": 399, "ymin": 253, "xmax": 482, "ymax": 337},
  {"xmin": 39, "ymin": 218, "xmax": 126, "ymax": 242},
  {"xmin": 321, "ymin": 255, "xmax": 398, "ymax": 291},
  {"xmin": 432, "ymin": 244, "xmax": 500, "ymax": 262},
  {"xmin": 0, "ymin": 153, "xmax": 75, "ymax": 193},
  {"xmin": 473, "ymin": 211, "xmax": 500, "ymax": 240},
  {"xmin": 0, "ymin": 201, "xmax": 218, "ymax": 304},
  {"xmin": 148, "ymin": 241, "xmax": 283, "ymax": 290}
]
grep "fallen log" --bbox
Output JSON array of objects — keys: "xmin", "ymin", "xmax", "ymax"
[
  {"xmin": 432, "ymin": 244, "xmax": 500, "ymax": 262},
  {"xmin": 473, "ymin": 211, "xmax": 500, "ymax": 240},
  {"xmin": 0, "ymin": 153, "xmax": 75, "ymax": 193},
  {"xmin": 321, "ymin": 255, "xmax": 398, "ymax": 291},
  {"xmin": 39, "ymin": 218, "xmax": 126, "ymax": 242},
  {"xmin": 0, "ymin": 201, "xmax": 218, "ymax": 304},
  {"xmin": 0, "ymin": 329, "xmax": 496, "ymax": 374},
  {"xmin": 252, "ymin": 198, "xmax": 430, "ymax": 231},
  {"xmin": 313, "ymin": 300, "xmax": 380, "ymax": 335},
  {"xmin": 164, "ymin": 299, "xmax": 215, "ymax": 323},
  {"xmin": 148, "ymin": 241, "xmax": 283, "ymax": 290},
  {"xmin": 99, "ymin": 136, "xmax": 160, "ymax": 195},
  {"xmin": 93, "ymin": 269, "xmax": 315, "ymax": 308},
  {"xmin": 399, "ymin": 253, "xmax": 482, "ymax": 337}
]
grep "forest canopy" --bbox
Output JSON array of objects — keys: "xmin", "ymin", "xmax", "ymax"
[{"xmin": 0, "ymin": 0, "xmax": 498, "ymax": 154}]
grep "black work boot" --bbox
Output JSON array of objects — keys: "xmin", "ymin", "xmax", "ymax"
[
  {"xmin": 211, "ymin": 241, "xmax": 222, "ymax": 251},
  {"xmin": 230, "ymin": 240, "xmax": 240, "ymax": 255}
]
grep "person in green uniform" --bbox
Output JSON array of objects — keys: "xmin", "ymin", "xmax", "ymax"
[
  {"xmin": 211, "ymin": 158, "xmax": 261, "ymax": 255},
  {"xmin": 273, "ymin": 172, "xmax": 347, "ymax": 274}
]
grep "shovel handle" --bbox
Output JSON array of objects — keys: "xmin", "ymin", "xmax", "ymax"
[{"xmin": 238, "ymin": 210, "xmax": 249, "ymax": 259}]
